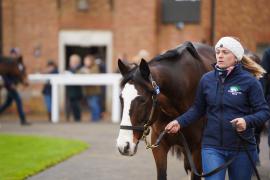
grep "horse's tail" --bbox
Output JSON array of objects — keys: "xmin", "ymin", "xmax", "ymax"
[
  {"xmin": 170, "ymin": 145, "xmax": 183, "ymax": 158},
  {"xmin": 170, "ymin": 145, "xmax": 191, "ymax": 173}
]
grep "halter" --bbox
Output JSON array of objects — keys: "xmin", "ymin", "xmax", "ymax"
[{"xmin": 120, "ymin": 74, "xmax": 161, "ymax": 149}]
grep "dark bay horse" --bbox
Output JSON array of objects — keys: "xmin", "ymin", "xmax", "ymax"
[
  {"xmin": 116, "ymin": 42, "xmax": 216, "ymax": 180},
  {"xmin": 0, "ymin": 56, "xmax": 28, "ymax": 85}
]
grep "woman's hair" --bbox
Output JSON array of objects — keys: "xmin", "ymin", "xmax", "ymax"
[
  {"xmin": 222, "ymin": 36, "xmax": 266, "ymax": 79},
  {"xmin": 241, "ymin": 55, "xmax": 266, "ymax": 79}
]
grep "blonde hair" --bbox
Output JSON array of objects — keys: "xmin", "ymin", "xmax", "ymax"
[
  {"xmin": 224, "ymin": 36, "xmax": 266, "ymax": 79},
  {"xmin": 241, "ymin": 55, "xmax": 266, "ymax": 79}
]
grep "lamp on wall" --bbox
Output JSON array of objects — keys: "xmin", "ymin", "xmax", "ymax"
[
  {"xmin": 176, "ymin": 21, "xmax": 185, "ymax": 30},
  {"xmin": 77, "ymin": 0, "xmax": 89, "ymax": 11}
]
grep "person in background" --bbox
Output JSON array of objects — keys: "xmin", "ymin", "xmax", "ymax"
[
  {"xmin": 79, "ymin": 55, "xmax": 102, "ymax": 122},
  {"xmin": 66, "ymin": 54, "xmax": 82, "ymax": 122},
  {"xmin": 260, "ymin": 47, "xmax": 270, "ymax": 158},
  {"xmin": 165, "ymin": 37, "xmax": 270, "ymax": 180},
  {"xmin": 41, "ymin": 60, "xmax": 58, "ymax": 122},
  {"xmin": 0, "ymin": 48, "xmax": 30, "ymax": 125}
]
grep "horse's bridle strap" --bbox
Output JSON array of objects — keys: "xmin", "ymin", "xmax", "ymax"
[
  {"xmin": 120, "ymin": 125, "xmax": 144, "ymax": 131},
  {"xmin": 119, "ymin": 73, "xmax": 161, "ymax": 149}
]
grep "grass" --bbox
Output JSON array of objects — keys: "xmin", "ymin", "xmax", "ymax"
[{"xmin": 0, "ymin": 134, "xmax": 89, "ymax": 180}]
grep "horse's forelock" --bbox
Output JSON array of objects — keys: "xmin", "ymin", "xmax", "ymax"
[
  {"xmin": 120, "ymin": 65, "xmax": 138, "ymax": 87},
  {"xmin": 120, "ymin": 66, "xmax": 152, "ymax": 92}
]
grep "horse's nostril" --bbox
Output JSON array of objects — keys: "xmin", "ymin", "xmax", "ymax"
[{"xmin": 123, "ymin": 142, "xmax": 130, "ymax": 153}]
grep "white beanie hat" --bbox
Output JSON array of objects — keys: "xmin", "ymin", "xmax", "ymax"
[{"xmin": 215, "ymin": 37, "xmax": 244, "ymax": 61}]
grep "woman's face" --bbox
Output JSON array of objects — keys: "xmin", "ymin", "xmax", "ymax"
[{"xmin": 215, "ymin": 47, "xmax": 237, "ymax": 69}]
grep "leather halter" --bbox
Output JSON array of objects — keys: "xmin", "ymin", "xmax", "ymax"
[{"xmin": 119, "ymin": 74, "xmax": 160, "ymax": 149}]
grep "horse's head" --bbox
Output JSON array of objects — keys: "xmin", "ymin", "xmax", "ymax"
[
  {"xmin": 116, "ymin": 59, "xmax": 156, "ymax": 156},
  {"xmin": 0, "ymin": 56, "xmax": 28, "ymax": 86},
  {"xmin": 14, "ymin": 56, "xmax": 28, "ymax": 86}
]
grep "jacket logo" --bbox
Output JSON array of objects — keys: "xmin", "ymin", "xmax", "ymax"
[{"xmin": 228, "ymin": 86, "xmax": 242, "ymax": 95}]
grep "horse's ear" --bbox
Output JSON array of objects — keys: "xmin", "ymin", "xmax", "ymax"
[
  {"xmin": 139, "ymin": 58, "xmax": 150, "ymax": 81},
  {"xmin": 17, "ymin": 56, "xmax": 23, "ymax": 63},
  {"xmin": 118, "ymin": 59, "xmax": 131, "ymax": 76}
]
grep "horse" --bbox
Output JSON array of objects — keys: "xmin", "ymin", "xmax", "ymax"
[
  {"xmin": 116, "ymin": 41, "xmax": 265, "ymax": 179},
  {"xmin": 116, "ymin": 41, "xmax": 216, "ymax": 180},
  {"xmin": 0, "ymin": 55, "xmax": 28, "ymax": 86}
]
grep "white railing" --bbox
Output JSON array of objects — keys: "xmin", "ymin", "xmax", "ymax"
[{"xmin": 28, "ymin": 74, "xmax": 122, "ymax": 123}]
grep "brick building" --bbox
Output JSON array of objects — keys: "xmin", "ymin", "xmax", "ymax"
[
  {"xmin": 1, "ymin": 0, "xmax": 270, "ymax": 115},
  {"xmin": 2, "ymin": 0, "xmax": 270, "ymax": 73}
]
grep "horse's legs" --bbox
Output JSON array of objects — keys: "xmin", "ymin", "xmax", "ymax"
[
  {"xmin": 190, "ymin": 147, "xmax": 202, "ymax": 180},
  {"xmin": 152, "ymin": 145, "xmax": 169, "ymax": 180}
]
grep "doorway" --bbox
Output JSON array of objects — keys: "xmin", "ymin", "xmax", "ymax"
[
  {"xmin": 59, "ymin": 30, "xmax": 113, "ymax": 121},
  {"xmin": 65, "ymin": 45, "xmax": 107, "ymax": 119}
]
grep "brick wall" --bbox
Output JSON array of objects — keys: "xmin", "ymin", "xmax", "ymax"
[
  {"xmin": 3, "ymin": 0, "xmax": 270, "ymax": 71},
  {"xmin": 2, "ymin": 0, "xmax": 59, "ymax": 73},
  {"xmin": 157, "ymin": 0, "xmax": 212, "ymax": 52},
  {"xmin": 215, "ymin": 0, "xmax": 270, "ymax": 51},
  {"xmin": 113, "ymin": 0, "xmax": 158, "ymax": 64},
  {"xmin": 59, "ymin": 0, "xmax": 113, "ymax": 29}
]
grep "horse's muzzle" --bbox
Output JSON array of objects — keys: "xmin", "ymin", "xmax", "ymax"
[{"xmin": 117, "ymin": 141, "xmax": 138, "ymax": 156}]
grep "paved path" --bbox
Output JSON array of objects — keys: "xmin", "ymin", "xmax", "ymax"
[{"xmin": 0, "ymin": 122, "xmax": 269, "ymax": 180}]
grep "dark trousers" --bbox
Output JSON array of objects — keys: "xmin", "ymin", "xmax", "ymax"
[
  {"xmin": 0, "ymin": 89, "xmax": 26, "ymax": 124},
  {"xmin": 268, "ymin": 121, "xmax": 270, "ymax": 147},
  {"xmin": 69, "ymin": 98, "xmax": 81, "ymax": 122}
]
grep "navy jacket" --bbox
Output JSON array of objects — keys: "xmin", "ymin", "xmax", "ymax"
[
  {"xmin": 177, "ymin": 64, "xmax": 270, "ymax": 150},
  {"xmin": 42, "ymin": 68, "xmax": 58, "ymax": 95},
  {"xmin": 2, "ymin": 75, "xmax": 19, "ymax": 91}
]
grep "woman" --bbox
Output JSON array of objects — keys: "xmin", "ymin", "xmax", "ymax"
[
  {"xmin": 41, "ymin": 60, "xmax": 58, "ymax": 121},
  {"xmin": 165, "ymin": 37, "xmax": 270, "ymax": 180}
]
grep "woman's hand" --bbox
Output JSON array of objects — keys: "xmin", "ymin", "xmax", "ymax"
[
  {"xmin": 230, "ymin": 118, "xmax": 246, "ymax": 132},
  {"xmin": 165, "ymin": 120, "xmax": 181, "ymax": 134}
]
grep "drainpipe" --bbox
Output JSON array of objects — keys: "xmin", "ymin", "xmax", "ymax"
[
  {"xmin": 210, "ymin": 0, "xmax": 215, "ymax": 45},
  {"xmin": 0, "ymin": 0, "xmax": 2, "ymax": 54}
]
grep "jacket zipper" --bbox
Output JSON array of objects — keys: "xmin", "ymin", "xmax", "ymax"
[{"xmin": 220, "ymin": 78, "xmax": 225, "ymax": 146}]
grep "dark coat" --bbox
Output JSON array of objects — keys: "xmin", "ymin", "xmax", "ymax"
[
  {"xmin": 66, "ymin": 67, "xmax": 83, "ymax": 99},
  {"xmin": 177, "ymin": 64, "xmax": 270, "ymax": 150},
  {"xmin": 260, "ymin": 48, "xmax": 270, "ymax": 98},
  {"xmin": 42, "ymin": 68, "xmax": 58, "ymax": 95}
]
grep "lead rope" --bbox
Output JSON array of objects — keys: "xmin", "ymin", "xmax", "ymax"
[{"xmin": 150, "ymin": 128, "xmax": 261, "ymax": 179}]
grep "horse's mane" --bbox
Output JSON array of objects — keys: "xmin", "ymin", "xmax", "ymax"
[
  {"xmin": 151, "ymin": 41, "xmax": 201, "ymax": 62},
  {"xmin": 0, "ymin": 56, "xmax": 18, "ymax": 64},
  {"xmin": 120, "ymin": 42, "xmax": 202, "ymax": 87}
]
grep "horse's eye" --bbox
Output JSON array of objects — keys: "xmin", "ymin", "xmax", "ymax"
[{"xmin": 135, "ymin": 96, "xmax": 146, "ymax": 103}]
